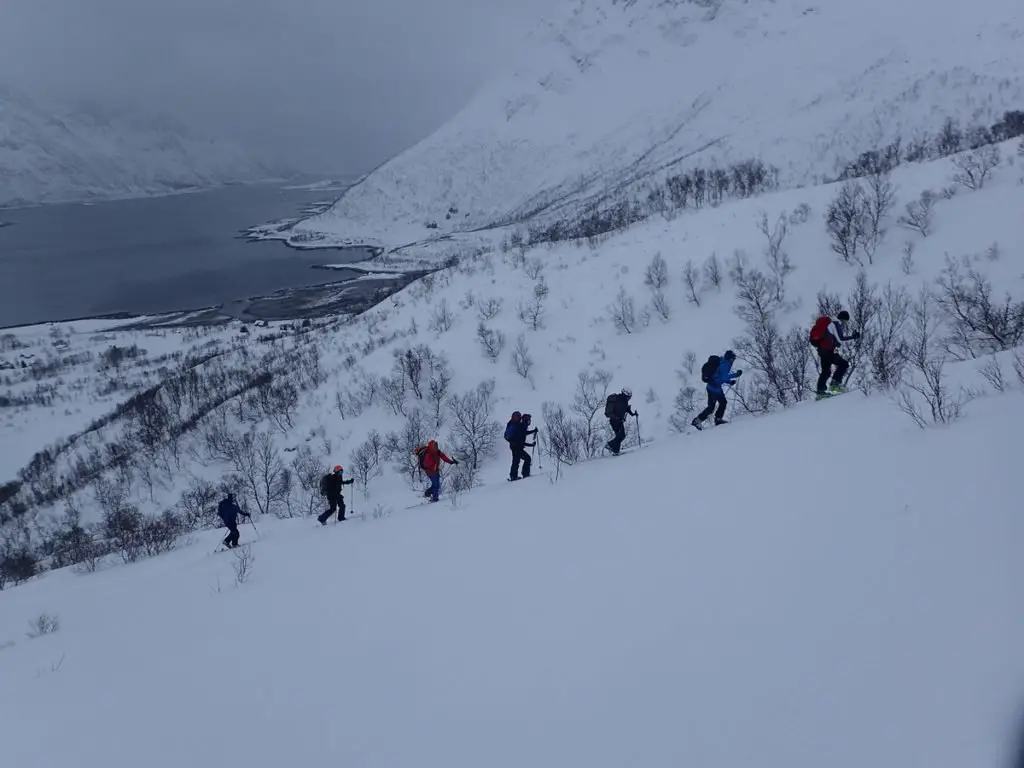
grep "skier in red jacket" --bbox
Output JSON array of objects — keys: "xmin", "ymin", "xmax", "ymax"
[{"xmin": 414, "ymin": 440, "xmax": 457, "ymax": 502}]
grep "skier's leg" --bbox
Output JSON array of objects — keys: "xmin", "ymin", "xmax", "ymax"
[
  {"xmin": 608, "ymin": 419, "xmax": 626, "ymax": 452},
  {"xmin": 714, "ymin": 392, "xmax": 728, "ymax": 422},
  {"xmin": 816, "ymin": 351, "xmax": 832, "ymax": 393},
  {"xmin": 336, "ymin": 497, "xmax": 346, "ymax": 521},
  {"xmin": 520, "ymin": 447, "xmax": 531, "ymax": 477},
  {"xmin": 226, "ymin": 523, "xmax": 240, "ymax": 547},
  {"xmin": 429, "ymin": 473, "xmax": 440, "ymax": 501},
  {"xmin": 831, "ymin": 354, "xmax": 849, "ymax": 388},
  {"xmin": 696, "ymin": 391, "xmax": 716, "ymax": 422},
  {"xmin": 317, "ymin": 500, "xmax": 334, "ymax": 525},
  {"xmin": 509, "ymin": 446, "xmax": 521, "ymax": 480}
]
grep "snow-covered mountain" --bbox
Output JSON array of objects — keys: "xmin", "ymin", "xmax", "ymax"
[
  {"xmin": 287, "ymin": 0, "xmax": 1024, "ymax": 251},
  {"xmin": 0, "ymin": 86, "xmax": 281, "ymax": 207}
]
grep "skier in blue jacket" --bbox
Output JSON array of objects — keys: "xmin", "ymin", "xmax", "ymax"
[
  {"xmin": 692, "ymin": 350, "xmax": 742, "ymax": 429},
  {"xmin": 217, "ymin": 493, "xmax": 251, "ymax": 548}
]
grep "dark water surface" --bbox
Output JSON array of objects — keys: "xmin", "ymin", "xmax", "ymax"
[{"xmin": 0, "ymin": 184, "xmax": 366, "ymax": 328}]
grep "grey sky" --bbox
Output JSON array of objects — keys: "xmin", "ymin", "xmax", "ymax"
[{"xmin": 0, "ymin": 0, "xmax": 551, "ymax": 173}]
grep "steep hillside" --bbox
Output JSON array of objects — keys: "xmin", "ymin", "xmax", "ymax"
[
  {"xmin": 0, "ymin": 139, "xmax": 1022, "ymax": 565},
  {"xmin": 286, "ymin": 0, "xmax": 1024, "ymax": 252},
  {"xmin": 0, "ymin": 87, "xmax": 280, "ymax": 207},
  {"xmin": 1, "ymin": 371, "xmax": 1022, "ymax": 768}
]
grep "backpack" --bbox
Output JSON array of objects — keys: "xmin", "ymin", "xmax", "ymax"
[
  {"xmin": 809, "ymin": 316, "xmax": 832, "ymax": 349},
  {"xmin": 700, "ymin": 355, "xmax": 721, "ymax": 384},
  {"xmin": 604, "ymin": 394, "xmax": 619, "ymax": 418},
  {"xmin": 414, "ymin": 445, "xmax": 428, "ymax": 470},
  {"xmin": 504, "ymin": 421, "xmax": 516, "ymax": 441},
  {"xmin": 319, "ymin": 473, "xmax": 331, "ymax": 496}
]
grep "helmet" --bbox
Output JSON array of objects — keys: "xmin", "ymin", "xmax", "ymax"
[
  {"xmin": 511, "ymin": 411, "xmax": 522, "ymax": 421},
  {"xmin": 724, "ymin": 350, "xmax": 736, "ymax": 360},
  {"xmin": 333, "ymin": 465, "xmax": 343, "ymax": 474},
  {"xmin": 837, "ymin": 310, "xmax": 850, "ymax": 321},
  {"xmin": 621, "ymin": 387, "xmax": 632, "ymax": 398},
  {"xmin": 428, "ymin": 439, "xmax": 437, "ymax": 449},
  {"xmin": 522, "ymin": 413, "xmax": 531, "ymax": 423}
]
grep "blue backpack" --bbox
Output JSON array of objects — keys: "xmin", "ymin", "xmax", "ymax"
[{"xmin": 504, "ymin": 421, "xmax": 516, "ymax": 441}]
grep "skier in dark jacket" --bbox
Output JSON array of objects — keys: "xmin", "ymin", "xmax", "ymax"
[
  {"xmin": 318, "ymin": 465, "xmax": 355, "ymax": 525},
  {"xmin": 692, "ymin": 350, "xmax": 742, "ymax": 429},
  {"xmin": 809, "ymin": 310, "xmax": 860, "ymax": 397},
  {"xmin": 504, "ymin": 411, "xmax": 538, "ymax": 481},
  {"xmin": 217, "ymin": 493, "xmax": 251, "ymax": 548},
  {"xmin": 604, "ymin": 388, "xmax": 637, "ymax": 455}
]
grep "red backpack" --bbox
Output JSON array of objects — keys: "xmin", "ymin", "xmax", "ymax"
[{"xmin": 809, "ymin": 316, "xmax": 834, "ymax": 350}]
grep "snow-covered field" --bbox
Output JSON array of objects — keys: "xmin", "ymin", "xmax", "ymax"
[
  {"xmin": 285, "ymin": 0, "xmax": 1024, "ymax": 254},
  {"xmin": 0, "ymin": 85, "xmax": 282, "ymax": 207},
  {"xmin": 1, "ymin": 360, "xmax": 1022, "ymax": 768}
]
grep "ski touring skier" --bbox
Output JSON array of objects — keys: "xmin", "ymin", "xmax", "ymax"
[
  {"xmin": 809, "ymin": 310, "xmax": 859, "ymax": 398},
  {"xmin": 217, "ymin": 492, "xmax": 251, "ymax": 549},
  {"xmin": 413, "ymin": 440, "xmax": 458, "ymax": 502},
  {"xmin": 604, "ymin": 388, "xmax": 637, "ymax": 455},
  {"xmin": 317, "ymin": 464, "xmax": 355, "ymax": 525},
  {"xmin": 692, "ymin": 350, "xmax": 742, "ymax": 429},
  {"xmin": 504, "ymin": 411, "xmax": 537, "ymax": 481}
]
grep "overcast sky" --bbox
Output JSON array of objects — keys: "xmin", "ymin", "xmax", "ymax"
[{"xmin": 0, "ymin": 0, "xmax": 551, "ymax": 174}]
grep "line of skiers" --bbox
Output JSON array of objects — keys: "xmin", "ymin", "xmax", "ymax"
[{"xmin": 215, "ymin": 310, "xmax": 859, "ymax": 542}]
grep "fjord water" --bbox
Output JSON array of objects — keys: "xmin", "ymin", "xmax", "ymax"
[{"xmin": 0, "ymin": 184, "xmax": 359, "ymax": 327}]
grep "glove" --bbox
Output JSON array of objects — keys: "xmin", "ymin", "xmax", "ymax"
[
  {"xmin": 734, "ymin": 370, "xmax": 743, "ymax": 376},
  {"xmin": 243, "ymin": 511, "xmax": 251, "ymax": 518},
  {"xmin": 526, "ymin": 442, "xmax": 536, "ymax": 448},
  {"xmin": 452, "ymin": 459, "xmax": 459, "ymax": 465}
]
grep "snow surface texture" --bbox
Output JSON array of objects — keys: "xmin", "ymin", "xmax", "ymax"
[
  {"xmin": 0, "ymin": 86, "xmax": 279, "ymax": 207},
  {"xmin": 1, "ymin": 374, "xmax": 1023, "ymax": 768},
  {"xmin": 289, "ymin": 0, "xmax": 1024, "ymax": 251}
]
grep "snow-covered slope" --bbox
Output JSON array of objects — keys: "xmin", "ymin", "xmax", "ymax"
[
  {"xmin": 0, "ymin": 87, "xmax": 280, "ymax": 207},
  {"xmin": 2, "ymin": 377, "xmax": 1022, "ymax": 768},
  {"xmin": 289, "ymin": 0, "xmax": 1024, "ymax": 250}
]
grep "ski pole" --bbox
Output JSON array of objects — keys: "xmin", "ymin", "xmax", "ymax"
[
  {"xmin": 634, "ymin": 413, "xmax": 642, "ymax": 448},
  {"xmin": 248, "ymin": 515, "xmax": 260, "ymax": 538}
]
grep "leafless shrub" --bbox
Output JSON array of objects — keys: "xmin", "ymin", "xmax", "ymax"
[
  {"xmin": 897, "ymin": 288, "xmax": 971, "ymax": 427},
  {"xmin": 866, "ymin": 283, "xmax": 912, "ymax": 390},
  {"xmin": 668, "ymin": 371, "xmax": 699, "ymax": 433},
  {"xmin": 935, "ymin": 255, "xmax": 1024, "ymax": 359},
  {"xmin": 571, "ymin": 369, "xmax": 614, "ymax": 458},
  {"xmin": 379, "ymin": 374, "xmax": 407, "ymax": 417},
  {"xmin": 682, "ymin": 260, "xmax": 703, "ymax": 306},
  {"xmin": 446, "ymin": 379, "xmax": 500, "ymax": 471},
  {"xmin": 608, "ymin": 287, "xmax": 637, "ymax": 333},
  {"xmin": 227, "ymin": 432, "xmax": 291, "ymax": 518},
  {"xmin": 644, "ymin": 252, "xmax": 669, "ymax": 292},
  {"xmin": 898, "ymin": 190, "xmax": 935, "ymax": 237},
  {"xmin": 862, "ymin": 170, "xmax": 897, "ymax": 262},
  {"xmin": 511, "ymin": 333, "xmax": 535, "ymax": 384},
  {"xmin": 1014, "ymin": 349, "xmax": 1024, "ymax": 386},
  {"xmin": 350, "ymin": 430, "xmax": 385, "ymax": 494},
  {"xmin": 951, "ymin": 145, "xmax": 1001, "ymax": 190},
  {"xmin": 477, "ymin": 297, "xmax": 503, "ymax": 322},
  {"xmin": 539, "ymin": 402, "xmax": 584, "ymax": 477},
  {"xmin": 979, "ymin": 358, "xmax": 1007, "ymax": 392},
  {"xmin": 758, "ymin": 212, "xmax": 793, "ymax": 301},
  {"xmin": 428, "ymin": 299, "xmax": 455, "ymax": 335},
  {"xmin": 138, "ymin": 510, "xmax": 184, "ymax": 557},
  {"xmin": 427, "ymin": 359, "xmax": 453, "ymax": 428},
  {"xmin": 26, "ymin": 613, "xmax": 60, "ymax": 639},
  {"xmin": 703, "ymin": 252, "xmax": 722, "ymax": 289},
  {"xmin": 682, "ymin": 350, "xmax": 697, "ymax": 375},
  {"xmin": 517, "ymin": 287, "xmax": 546, "ymax": 330},
  {"xmin": 825, "ymin": 181, "xmax": 868, "ymax": 263},
  {"xmin": 900, "ymin": 241, "xmax": 916, "ymax": 275},
  {"xmin": 477, "ymin": 323, "xmax": 506, "ymax": 362},
  {"xmin": 290, "ymin": 445, "xmax": 326, "ymax": 516},
  {"xmin": 523, "ymin": 256, "xmax": 545, "ymax": 280},
  {"xmin": 233, "ymin": 544, "xmax": 255, "ymax": 585}
]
